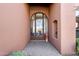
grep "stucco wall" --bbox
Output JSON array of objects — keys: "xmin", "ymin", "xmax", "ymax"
[
  {"xmin": 49, "ymin": 3, "xmax": 76, "ymax": 55},
  {"xmin": 49, "ymin": 4, "xmax": 61, "ymax": 52},
  {"xmin": 60, "ymin": 3, "xmax": 76, "ymax": 55},
  {"xmin": 0, "ymin": 3, "xmax": 76, "ymax": 56},
  {"xmin": 75, "ymin": 3, "xmax": 79, "ymax": 6},
  {"xmin": 0, "ymin": 4, "xmax": 30, "ymax": 55}
]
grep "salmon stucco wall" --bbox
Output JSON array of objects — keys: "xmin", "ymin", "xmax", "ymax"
[
  {"xmin": 60, "ymin": 3, "xmax": 76, "ymax": 55},
  {"xmin": 0, "ymin": 4, "xmax": 30, "ymax": 55},
  {"xmin": 49, "ymin": 4, "xmax": 61, "ymax": 53}
]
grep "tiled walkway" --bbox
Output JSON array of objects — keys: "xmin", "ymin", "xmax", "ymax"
[{"xmin": 23, "ymin": 40, "xmax": 61, "ymax": 56}]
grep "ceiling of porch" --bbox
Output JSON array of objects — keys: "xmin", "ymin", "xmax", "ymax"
[{"xmin": 29, "ymin": 3, "xmax": 51, "ymax": 7}]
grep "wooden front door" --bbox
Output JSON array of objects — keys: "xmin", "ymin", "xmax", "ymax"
[{"xmin": 31, "ymin": 12, "xmax": 48, "ymax": 40}]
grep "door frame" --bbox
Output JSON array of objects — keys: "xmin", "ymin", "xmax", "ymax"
[{"xmin": 30, "ymin": 12, "xmax": 49, "ymax": 40}]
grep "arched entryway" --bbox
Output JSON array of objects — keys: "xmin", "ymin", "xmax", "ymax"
[{"xmin": 31, "ymin": 12, "xmax": 48, "ymax": 40}]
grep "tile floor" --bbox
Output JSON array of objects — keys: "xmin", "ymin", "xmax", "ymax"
[{"xmin": 23, "ymin": 40, "xmax": 61, "ymax": 56}]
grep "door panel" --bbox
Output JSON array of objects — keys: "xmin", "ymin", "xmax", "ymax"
[{"xmin": 31, "ymin": 13, "xmax": 48, "ymax": 40}]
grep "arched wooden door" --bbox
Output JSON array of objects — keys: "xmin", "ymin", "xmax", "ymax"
[{"xmin": 31, "ymin": 12, "xmax": 48, "ymax": 40}]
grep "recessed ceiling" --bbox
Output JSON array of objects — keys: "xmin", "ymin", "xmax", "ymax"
[{"xmin": 29, "ymin": 3, "xmax": 51, "ymax": 7}]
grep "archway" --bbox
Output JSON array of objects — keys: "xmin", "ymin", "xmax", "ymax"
[{"xmin": 31, "ymin": 12, "xmax": 48, "ymax": 40}]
